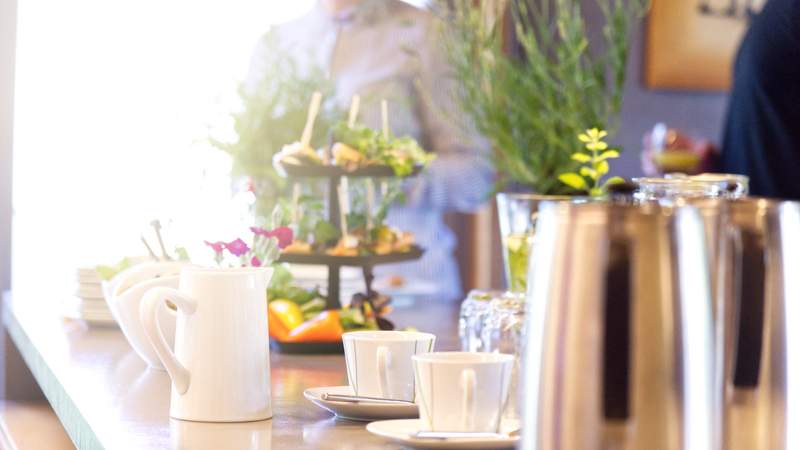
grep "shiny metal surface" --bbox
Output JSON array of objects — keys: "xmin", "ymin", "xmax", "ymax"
[
  {"xmin": 2, "ymin": 292, "xmax": 459, "ymax": 450},
  {"xmin": 522, "ymin": 201, "xmax": 715, "ymax": 450},
  {"xmin": 690, "ymin": 198, "xmax": 800, "ymax": 450}
]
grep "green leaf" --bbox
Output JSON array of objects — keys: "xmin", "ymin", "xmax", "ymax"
[
  {"xmin": 571, "ymin": 153, "xmax": 592, "ymax": 163},
  {"xmin": 268, "ymin": 263, "xmax": 293, "ymax": 291},
  {"xmin": 586, "ymin": 141, "xmax": 609, "ymax": 151},
  {"xmin": 300, "ymin": 298, "xmax": 326, "ymax": 314},
  {"xmin": 173, "ymin": 246, "xmax": 190, "ymax": 261},
  {"xmin": 597, "ymin": 150, "xmax": 620, "ymax": 161},
  {"xmin": 95, "ymin": 257, "xmax": 133, "ymax": 281},
  {"xmin": 596, "ymin": 160, "xmax": 609, "ymax": 176},
  {"xmin": 558, "ymin": 173, "xmax": 588, "ymax": 190},
  {"xmin": 604, "ymin": 176, "xmax": 626, "ymax": 187},
  {"xmin": 339, "ymin": 308, "xmax": 368, "ymax": 330},
  {"xmin": 313, "ymin": 220, "xmax": 341, "ymax": 245},
  {"xmin": 579, "ymin": 167, "xmax": 597, "ymax": 179}
]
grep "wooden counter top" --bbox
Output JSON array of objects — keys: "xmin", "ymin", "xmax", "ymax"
[{"xmin": 2, "ymin": 292, "xmax": 460, "ymax": 450}]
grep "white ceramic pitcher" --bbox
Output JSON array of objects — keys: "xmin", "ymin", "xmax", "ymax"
[{"xmin": 141, "ymin": 266, "xmax": 273, "ymax": 422}]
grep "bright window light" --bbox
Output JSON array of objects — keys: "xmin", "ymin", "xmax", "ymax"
[{"xmin": 12, "ymin": 1, "xmax": 314, "ymax": 291}]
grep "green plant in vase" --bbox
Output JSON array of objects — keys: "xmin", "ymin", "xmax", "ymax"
[
  {"xmin": 438, "ymin": 0, "xmax": 647, "ymax": 292},
  {"xmin": 438, "ymin": 0, "xmax": 649, "ymax": 194}
]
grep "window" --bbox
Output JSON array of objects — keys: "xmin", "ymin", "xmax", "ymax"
[{"xmin": 12, "ymin": 1, "xmax": 314, "ymax": 288}]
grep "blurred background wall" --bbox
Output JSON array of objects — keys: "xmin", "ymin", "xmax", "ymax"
[{"xmin": 613, "ymin": 21, "xmax": 729, "ymax": 179}]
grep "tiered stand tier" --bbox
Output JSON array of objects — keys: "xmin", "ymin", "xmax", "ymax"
[
  {"xmin": 276, "ymin": 162, "xmax": 425, "ymax": 310},
  {"xmin": 271, "ymin": 163, "xmax": 425, "ymax": 354}
]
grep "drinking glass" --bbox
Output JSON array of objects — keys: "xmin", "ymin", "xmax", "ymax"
[
  {"xmin": 481, "ymin": 291, "xmax": 526, "ymax": 425},
  {"xmin": 690, "ymin": 173, "xmax": 749, "ymax": 198},
  {"xmin": 458, "ymin": 289, "xmax": 501, "ymax": 352},
  {"xmin": 496, "ymin": 193, "xmax": 571, "ymax": 293},
  {"xmin": 635, "ymin": 173, "xmax": 749, "ymax": 202}
]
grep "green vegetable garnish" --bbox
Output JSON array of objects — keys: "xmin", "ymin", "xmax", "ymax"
[
  {"xmin": 95, "ymin": 257, "xmax": 134, "ymax": 281},
  {"xmin": 330, "ymin": 121, "xmax": 435, "ymax": 176}
]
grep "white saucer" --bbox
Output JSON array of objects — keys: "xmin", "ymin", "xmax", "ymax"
[
  {"xmin": 303, "ymin": 386, "xmax": 419, "ymax": 422},
  {"xmin": 366, "ymin": 419, "xmax": 519, "ymax": 449}
]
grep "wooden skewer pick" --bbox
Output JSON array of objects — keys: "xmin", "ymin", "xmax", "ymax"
[
  {"xmin": 347, "ymin": 95, "xmax": 360, "ymax": 128},
  {"xmin": 301, "ymin": 91, "xmax": 323, "ymax": 148},
  {"xmin": 337, "ymin": 182, "xmax": 350, "ymax": 240},
  {"xmin": 291, "ymin": 183, "xmax": 301, "ymax": 225},
  {"xmin": 150, "ymin": 219, "xmax": 172, "ymax": 261},
  {"xmin": 366, "ymin": 179, "xmax": 375, "ymax": 231},
  {"xmin": 140, "ymin": 236, "xmax": 159, "ymax": 261},
  {"xmin": 380, "ymin": 180, "xmax": 388, "ymax": 198},
  {"xmin": 381, "ymin": 99, "xmax": 389, "ymax": 140}
]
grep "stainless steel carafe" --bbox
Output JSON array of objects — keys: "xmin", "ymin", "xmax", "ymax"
[
  {"xmin": 691, "ymin": 198, "xmax": 800, "ymax": 450},
  {"xmin": 521, "ymin": 201, "xmax": 716, "ymax": 450}
]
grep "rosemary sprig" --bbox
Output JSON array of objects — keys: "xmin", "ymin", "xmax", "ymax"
[{"xmin": 437, "ymin": 0, "xmax": 649, "ymax": 194}]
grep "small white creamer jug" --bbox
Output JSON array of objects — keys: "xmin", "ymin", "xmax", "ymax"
[{"xmin": 141, "ymin": 266, "xmax": 273, "ymax": 422}]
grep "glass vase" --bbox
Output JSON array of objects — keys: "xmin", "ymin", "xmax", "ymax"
[{"xmin": 496, "ymin": 193, "xmax": 571, "ymax": 293}]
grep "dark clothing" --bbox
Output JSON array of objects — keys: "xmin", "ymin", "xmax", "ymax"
[{"xmin": 720, "ymin": 0, "xmax": 800, "ymax": 199}]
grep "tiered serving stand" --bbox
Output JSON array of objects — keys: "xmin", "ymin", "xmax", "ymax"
[{"xmin": 272, "ymin": 162, "xmax": 425, "ymax": 353}]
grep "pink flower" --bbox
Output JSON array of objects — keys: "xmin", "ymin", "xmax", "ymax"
[
  {"xmin": 250, "ymin": 256, "xmax": 262, "ymax": 267},
  {"xmin": 204, "ymin": 240, "xmax": 225, "ymax": 253},
  {"xmin": 224, "ymin": 238, "xmax": 250, "ymax": 257},
  {"xmin": 250, "ymin": 226, "xmax": 294, "ymax": 249}
]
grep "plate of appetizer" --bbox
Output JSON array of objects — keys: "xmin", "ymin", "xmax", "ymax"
[{"xmin": 267, "ymin": 266, "xmax": 396, "ymax": 354}]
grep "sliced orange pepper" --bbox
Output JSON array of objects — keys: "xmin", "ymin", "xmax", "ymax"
[
  {"xmin": 285, "ymin": 310, "xmax": 343, "ymax": 343},
  {"xmin": 268, "ymin": 306, "xmax": 291, "ymax": 341}
]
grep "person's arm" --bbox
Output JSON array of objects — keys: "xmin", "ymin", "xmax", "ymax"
[{"xmin": 404, "ymin": 17, "xmax": 494, "ymax": 213}]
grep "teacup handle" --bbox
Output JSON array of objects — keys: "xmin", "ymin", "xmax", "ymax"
[
  {"xmin": 377, "ymin": 346, "xmax": 391, "ymax": 398},
  {"xmin": 141, "ymin": 287, "xmax": 197, "ymax": 394},
  {"xmin": 460, "ymin": 368, "xmax": 477, "ymax": 430}
]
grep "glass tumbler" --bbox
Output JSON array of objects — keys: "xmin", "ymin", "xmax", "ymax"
[
  {"xmin": 481, "ymin": 291, "xmax": 526, "ymax": 425},
  {"xmin": 634, "ymin": 173, "xmax": 749, "ymax": 202},
  {"xmin": 458, "ymin": 289, "xmax": 500, "ymax": 352}
]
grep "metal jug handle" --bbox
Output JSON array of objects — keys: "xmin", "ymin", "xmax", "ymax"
[
  {"xmin": 730, "ymin": 226, "xmax": 766, "ymax": 388},
  {"xmin": 602, "ymin": 239, "xmax": 631, "ymax": 420}
]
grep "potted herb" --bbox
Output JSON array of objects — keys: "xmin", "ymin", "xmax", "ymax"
[{"xmin": 438, "ymin": 0, "xmax": 647, "ymax": 291}]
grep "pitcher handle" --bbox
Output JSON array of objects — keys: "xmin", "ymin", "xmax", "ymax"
[
  {"xmin": 460, "ymin": 368, "xmax": 477, "ymax": 431},
  {"xmin": 141, "ymin": 287, "xmax": 197, "ymax": 394},
  {"xmin": 376, "ymin": 346, "xmax": 391, "ymax": 398}
]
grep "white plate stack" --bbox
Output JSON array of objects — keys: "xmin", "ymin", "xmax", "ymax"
[{"xmin": 63, "ymin": 266, "xmax": 117, "ymax": 327}]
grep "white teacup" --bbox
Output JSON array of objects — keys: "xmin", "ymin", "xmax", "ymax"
[
  {"xmin": 342, "ymin": 330, "xmax": 436, "ymax": 402},
  {"xmin": 413, "ymin": 352, "xmax": 514, "ymax": 432}
]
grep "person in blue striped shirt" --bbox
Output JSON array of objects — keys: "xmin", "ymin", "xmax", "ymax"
[{"xmin": 247, "ymin": 0, "xmax": 493, "ymax": 302}]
